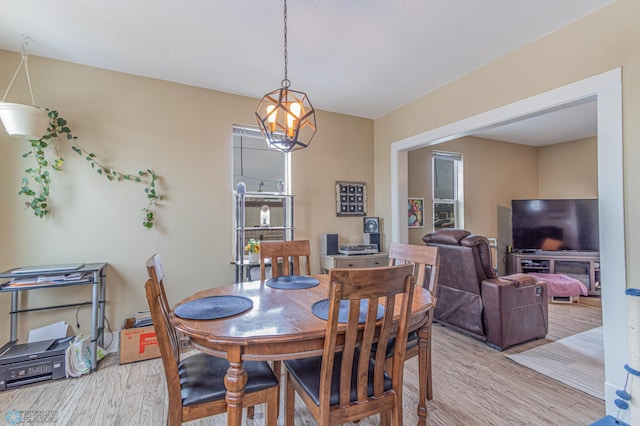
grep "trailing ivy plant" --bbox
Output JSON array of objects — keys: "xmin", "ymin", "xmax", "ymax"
[{"xmin": 19, "ymin": 109, "xmax": 160, "ymax": 229}]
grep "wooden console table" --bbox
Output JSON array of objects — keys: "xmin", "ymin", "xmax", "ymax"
[
  {"xmin": 507, "ymin": 252, "xmax": 600, "ymax": 295},
  {"xmin": 320, "ymin": 252, "xmax": 388, "ymax": 273}
]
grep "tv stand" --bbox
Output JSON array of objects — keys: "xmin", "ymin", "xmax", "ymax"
[{"xmin": 507, "ymin": 252, "xmax": 600, "ymax": 296}]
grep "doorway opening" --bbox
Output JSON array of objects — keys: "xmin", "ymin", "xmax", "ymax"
[{"xmin": 390, "ymin": 68, "xmax": 625, "ymax": 415}]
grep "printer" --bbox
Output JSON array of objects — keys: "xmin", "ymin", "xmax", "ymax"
[{"xmin": 0, "ymin": 337, "xmax": 71, "ymax": 391}]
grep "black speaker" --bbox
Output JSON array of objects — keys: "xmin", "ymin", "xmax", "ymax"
[
  {"xmin": 363, "ymin": 217, "xmax": 379, "ymax": 233},
  {"xmin": 320, "ymin": 233, "xmax": 339, "ymax": 255},
  {"xmin": 362, "ymin": 233, "xmax": 381, "ymax": 250}
]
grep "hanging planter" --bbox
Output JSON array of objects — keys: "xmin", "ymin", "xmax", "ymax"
[
  {"xmin": 0, "ymin": 102, "xmax": 49, "ymax": 139},
  {"xmin": 0, "ymin": 39, "xmax": 49, "ymax": 140},
  {"xmin": 1, "ymin": 38, "xmax": 162, "ymax": 229}
]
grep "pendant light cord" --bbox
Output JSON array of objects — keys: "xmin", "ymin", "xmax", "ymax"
[{"xmin": 281, "ymin": 0, "xmax": 290, "ymax": 88}]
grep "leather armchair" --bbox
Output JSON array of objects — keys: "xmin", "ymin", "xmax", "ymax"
[{"xmin": 423, "ymin": 229, "xmax": 548, "ymax": 350}]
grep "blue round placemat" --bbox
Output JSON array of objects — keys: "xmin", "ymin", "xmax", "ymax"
[
  {"xmin": 266, "ymin": 275, "xmax": 320, "ymax": 290},
  {"xmin": 311, "ymin": 299, "xmax": 385, "ymax": 324},
  {"xmin": 174, "ymin": 295, "xmax": 253, "ymax": 320}
]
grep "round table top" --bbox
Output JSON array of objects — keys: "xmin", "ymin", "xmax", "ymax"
[{"xmin": 170, "ymin": 274, "xmax": 435, "ymax": 360}]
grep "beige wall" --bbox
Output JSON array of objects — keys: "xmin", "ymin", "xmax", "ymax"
[
  {"xmin": 0, "ymin": 51, "xmax": 373, "ymax": 343},
  {"xmin": 407, "ymin": 137, "xmax": 538, "ymax": 245},
  {"xmin": 374, "ymin": 1, "xmax": 636, "ymax": 411},
  {"xmin": 406, "ymin": 136, "xmax": 598, "ymax": 246},
  {"xmin": 538, "ymin": 137, "xmax": 598, "ymax": 198},
  {"xmin": 374, "ymin": 0, "xmax": 638, "ymax": 282}
]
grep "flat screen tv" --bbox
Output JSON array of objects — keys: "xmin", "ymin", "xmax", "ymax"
[{"xmin": 511, "ymin": 199, "xmax": 599, "ymax": 252}]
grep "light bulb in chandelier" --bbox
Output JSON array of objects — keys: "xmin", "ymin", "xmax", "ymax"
[
  {"xmin": 266, "ymin": 105, "xmax": 277, "ymax": 133},
  {"xmin": 287, "ymin": 102, "xmax": 301, "ymax": 137}
]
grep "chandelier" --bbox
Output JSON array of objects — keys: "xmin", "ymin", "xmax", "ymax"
[{"xmin": 255, "ymin": 0, "xmax": 316, "ymax": 153}]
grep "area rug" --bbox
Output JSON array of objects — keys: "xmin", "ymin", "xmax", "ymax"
[{"xmin": 507, "ymin": 326, "xmax": 604, "ymax": 399}]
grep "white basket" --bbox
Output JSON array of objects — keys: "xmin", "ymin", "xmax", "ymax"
[{"xmin": 0, "ymin": 102, "xmax": 49, "ymax": 140}]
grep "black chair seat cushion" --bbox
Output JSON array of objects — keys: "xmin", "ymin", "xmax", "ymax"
[
  {"xmin": 284, "ymin": 351, "xmax": 392, "ymax": 407},
  {"xmin": 179, "ymin": 353, "xmax": 278, "ymax": 407},
  {"xmin": 372, "ymin": 330, "xmax": 419, "ymax": 358}
]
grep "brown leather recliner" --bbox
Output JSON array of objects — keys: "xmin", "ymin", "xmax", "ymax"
[{"xmin": 423, "ymin": 229, "xmax": 548, "ymax": 351}]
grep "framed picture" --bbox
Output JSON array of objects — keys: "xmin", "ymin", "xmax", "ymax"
[
  {"xmin": 408, "ymin": 198, "xmax": 424, "ymax": 228},
  {"xmin": 336, "ymin": 181, "xmax": 367, "ymax": 216}
]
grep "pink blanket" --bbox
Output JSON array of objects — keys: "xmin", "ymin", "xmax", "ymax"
[{"xmin": 527, "ymin": 273, "xmax": 589, "ymax": 297}]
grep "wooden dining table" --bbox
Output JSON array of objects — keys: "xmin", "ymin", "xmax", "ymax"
[{"xmin": 170, "ymin": 274, "xmax": 435, "ymax": 426}]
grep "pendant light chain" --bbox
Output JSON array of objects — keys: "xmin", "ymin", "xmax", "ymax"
[
  {"xmin": 282, "ymin": 0, "xmax": 290, "ymax": 88},
  {"xmin": 255, "ymin": 0, "xmax": 316, "ymax": 152}
]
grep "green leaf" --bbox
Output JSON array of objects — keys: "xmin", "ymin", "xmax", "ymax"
[{"xmin": 97, "ymin": 169, "xmax": 102, "ymax": 175}]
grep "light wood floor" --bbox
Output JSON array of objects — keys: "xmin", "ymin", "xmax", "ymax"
[{"xmin": 0, "ymin": 298, "xmax": 604, "ymax": 425}]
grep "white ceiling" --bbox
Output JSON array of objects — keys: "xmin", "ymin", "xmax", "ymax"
[
  {"xmin": 472, "ymin": 99, "xmax": 598, "ymax": 146},
  {"xmin": 0, "ymin": 0, "xmax": 611, "ymax": 144}
]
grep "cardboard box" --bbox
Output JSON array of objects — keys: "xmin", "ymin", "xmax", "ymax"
[{"xmin": 119, "ymin": 318, "xmax": 161, "ymax": 364}]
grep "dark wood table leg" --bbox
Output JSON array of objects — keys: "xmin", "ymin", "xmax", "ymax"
[
  {"xmin": 417, "ymin": 326, "xmax": 429, "ymax": 426},
  {"xmin": 224, "ymin": 349, "xmax": 247, "ymax": 426}
]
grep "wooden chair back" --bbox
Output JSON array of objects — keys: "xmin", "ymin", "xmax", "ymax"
[
  {"xmin": 146, "ymin": 255, "xmax": 172, "ymax": 320},
  {"xmin": 388, "ymin": 242, "xmax": 439, "ymax": 293},
  {"xmin": 387, "ymin": 242, "xmax": 440, "ymax": 402},
  {"xmin": 320, "ymin": 264, "xmax": 415, "ymax": 424},
  {"xmin": 145, "ymin": 255, "xmax": 182, "ymax": 363},
  {"xmin": 260, "ymin": 240, "xmax": 311, "ymax": 280}
]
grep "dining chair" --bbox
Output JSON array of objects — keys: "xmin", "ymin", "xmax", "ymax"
[
  {"xmin": 259, "ymin": 240, "xmax": 311, "ymax": 280},
  {"xmin": 283, "ymin": 264, "xmax": 416, "ymax": 426},
  {"xmin": 386, "ymin": 242, "xmax": 439, "ymax": 401},
  {"xmin": 145, "ymin": 255, "xmax": 279, "ymax": 426},
  {"xmin": 258, "ymin": 239, "xmax": 311, "ymax": 417}
]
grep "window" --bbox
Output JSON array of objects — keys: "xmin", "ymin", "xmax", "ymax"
[
  {"xmin": 233, "ymin": 125, "xmax": 289, "ymax": 193},
  {"xmin": 432, "ymin": 151, "xmax": 463, "ymax": 230}
]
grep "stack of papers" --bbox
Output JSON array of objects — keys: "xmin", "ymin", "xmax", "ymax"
[
  {"xmin": 133, "ymin": 310, "xmax": 153, "ymax": 328},
  {"xmin": 5, "ymin": 271, "xmax": 93, "ymax": 288}
]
